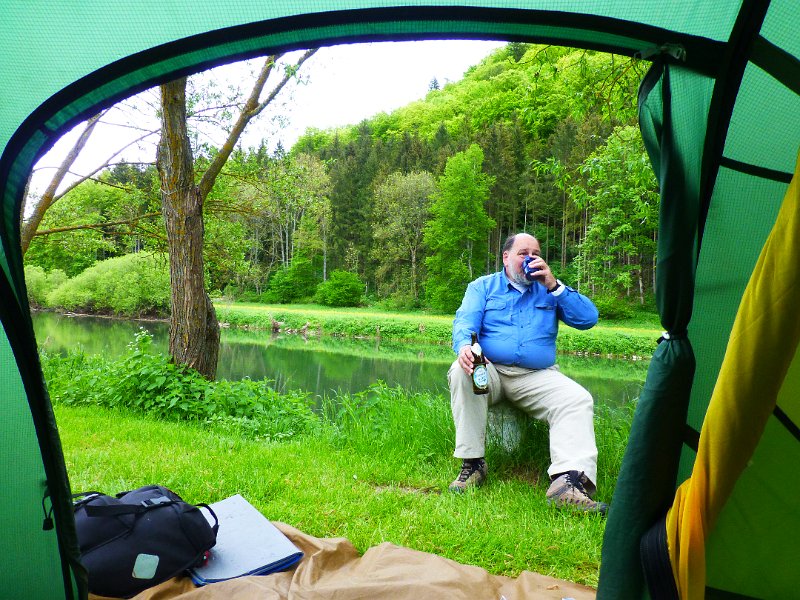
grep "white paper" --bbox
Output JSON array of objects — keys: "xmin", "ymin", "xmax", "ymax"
[{"xmin": 189, "ymin": 494, "xmax": 303, "ymax": 584}]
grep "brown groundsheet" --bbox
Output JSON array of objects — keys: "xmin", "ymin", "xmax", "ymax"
[{"xmin": 91, "ymin": 522, "xmax": 596, "ymax": 600}]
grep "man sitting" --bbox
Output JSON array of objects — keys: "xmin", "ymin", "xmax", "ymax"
[{"xmin": 447, "ymin": 232, "xmax": 607, "ymax": 514}]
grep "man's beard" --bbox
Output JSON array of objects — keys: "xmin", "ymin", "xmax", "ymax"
[{"xmin": 509, "ymin": 268, "xmax": 533, "ymax": 287}]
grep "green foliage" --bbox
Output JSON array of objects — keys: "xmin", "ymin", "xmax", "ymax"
[
  {"xmin": 46, "ymin": 252, "xmax": 170, "ymax": 316},
  {"xmin": 314, "ymin": 270, "xmax": 364, "ymax": 307},
  {"xmin": 25, "ymin": 174, "xmax": 161, "ymax": 276},
  {"xmin": 42, "ymin": 330, "xmax": 318, "ymax": 441},
  {"xmin": 263, "ymin": 257, "xmax": 318, "ymax": 303},
  {"xmin": 24, "ymin": 265, "xmax": 67, "ymax": 308},
  {"xmin": 371, "ymin": 171, "xmax": 435, "ymax": 302},
  {"xmin": 424, "ymin": 145, "xmax": 495, "ymax": 312},
  {"xmin": 571, "ymin": 125, "xmax": 659, "ymax": 300},
  {"xmin": 591, "ymin": 294, "xmax": 635, "ymax": 320}
]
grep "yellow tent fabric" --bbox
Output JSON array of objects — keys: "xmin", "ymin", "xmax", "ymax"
[{"xmin": 666, "ymin": 146, "xmax": 800, "ymax": 597}]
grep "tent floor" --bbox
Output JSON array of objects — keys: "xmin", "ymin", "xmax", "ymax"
[{"xmin": 90, "ymin": 521, "xmax": 596, "ymax": 599}]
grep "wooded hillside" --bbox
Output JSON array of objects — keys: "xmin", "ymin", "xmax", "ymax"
[{"xmin": 25, "ymin": 43, "xmax": 657, "ymax": 315}]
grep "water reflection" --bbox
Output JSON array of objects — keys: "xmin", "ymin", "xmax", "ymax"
[{"xmin": 32, "ymin": 311, "xmax": 645, "ymax": 404}]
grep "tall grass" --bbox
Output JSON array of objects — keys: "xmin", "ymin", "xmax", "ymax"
[{"xmin": 45, "ymin": 334, "xmax": 636, "ymax": 587}]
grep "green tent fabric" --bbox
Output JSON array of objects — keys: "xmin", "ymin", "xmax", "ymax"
[{"xmin": 1, "ymin": 3, "xmax": 798, "ymax": 599}]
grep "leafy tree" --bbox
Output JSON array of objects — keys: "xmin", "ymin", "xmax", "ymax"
[
  {"xmin": 327, "ymin": 122, "xmax": 382, "ymax": 282},
  {"xmin": 424, "ymin": 144, "xmax": 495, "ymax": 312},
  {"xmin": 265, "ymin": 152, "xmax": 331, "ymax": 268},
  {"xmin": 22, "ymin": 100, "xmax": 166, "ymax": 255},
  {"xmin": 25, "ymin": 179, "xmax": 140, "ymax": 275},
  {"xmin": 157, "ymin": 50, "xmax": 316, "ymax": 379},
  {"xmin": 571, "ymin": 125, "xmax": 658, "ymax": 302},
  {"xmin": 371, "ymin": 170, "xmax": 436, "ymax": 303},
  {"xmin": 295, "ymin": 190, "xmax": 333, "ymax": 281}
]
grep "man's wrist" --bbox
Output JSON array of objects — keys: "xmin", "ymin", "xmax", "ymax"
[{"xmin": 547, "ymin": 279, "xmax": 565, "ymax": 295}]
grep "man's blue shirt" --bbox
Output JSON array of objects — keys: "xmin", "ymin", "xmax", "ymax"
[{"xmin": 452, "ymin": 270, "xmax": 598, "ymax": 370}]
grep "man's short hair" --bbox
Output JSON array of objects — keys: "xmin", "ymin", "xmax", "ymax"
[
  {"xmin": 502, "ymin": 233, "xmax": 536, "ymax": 253},
  {"xmin": 502, "ymin": 234, "xmax": 518, "ymax": 253}
]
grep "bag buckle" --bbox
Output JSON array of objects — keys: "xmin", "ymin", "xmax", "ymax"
[{"xmin": 141, "ymin": 495, "xmax": 172, "ymax": 507}]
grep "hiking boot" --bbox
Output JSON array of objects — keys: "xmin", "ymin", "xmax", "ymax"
[
  {"xmin": 546, "ymin": 471, "xmax": 608, "ymax": 515},
  {"xmin": 448, "ymin": 458, "xmax": 487, "ymax": 492}
]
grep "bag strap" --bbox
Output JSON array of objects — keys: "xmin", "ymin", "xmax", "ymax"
[
  {"xmin": 197, "ymin": 503, "xmax": 220, "ymax": 535},
  {"xmin": 83, "ymin": 495, "xmax": 176, "ymax": 518},
  {"xmin": 71, "ymin": 491, "xmax": 104, "ymax": 509}
]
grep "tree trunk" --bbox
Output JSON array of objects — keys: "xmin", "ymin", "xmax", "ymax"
[
  {"xmin": 157, "ymin": 78, "xmax": 219, "ymax": 379},
  {"xmin": 410, "ymin": 247, "xmax": 417, "ymax": 300}
]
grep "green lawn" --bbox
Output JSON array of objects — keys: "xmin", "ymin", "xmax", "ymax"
[
  {"xmin": 58, "ymin": 397, "xmax": 629, "ymax": 588},
  {"xmin": 48, "ymin": 303, "xmax": 646, "ymax": 588}
]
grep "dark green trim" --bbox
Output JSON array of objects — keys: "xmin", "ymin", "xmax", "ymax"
[
  {"xmin": 696, "ymin": 0, "xmax": 772, "ymax": 256},
  {"xmin": 751, "ymin": 35, "xmax": 800, "ymax": 96},
  {"xmin": 683, "ymin": 423, "xmax": 701, "ymax": 452},
  {"xmin": 774, "ymin": 406, "xmax": 800, "ymax": 442},
  {"xmin": 0, "ymin": 273, "xmax": 86, "ymax": 600},
  {"xmin": 706, "ymin": 587, "xmax": 762, "ymax": 599},
  {"xmin": 638, "ymin": 58, "xmax": 666, "ymax": 110},
  {"xmin": 640, "ymin": 517, "xmax": 679, "ymax": 600},
  {"xmin": 720, "ymin": 156, "xmax": 794, "ymax": 183}
]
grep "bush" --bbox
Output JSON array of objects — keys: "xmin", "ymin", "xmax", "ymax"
[
  {"xmin": 263, "ymin": 258, "xmax": 318, "ymax": 303},
  {"xmin": 41, "ymin": 330, "xmax": 319, "ymax": 441},
  {"xmin": 46, "ymin": 252, "xmax": 171, "ymax": 316},
  {"xmin": 377, "ymin": 292, "xmax": 419, "ymax": 311},
  {"xmin": 25, "ymin": 265, "xmax": 68, "ymax": 308},
  {"xmin": 314, "ymin": 270, "xmax": 364, "ymax": 307},
  {"xmin": 592, "ymin": 294, "xmax": 634, "ymax": 320}
]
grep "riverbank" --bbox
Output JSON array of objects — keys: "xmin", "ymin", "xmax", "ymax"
[
  {"xmin": 32, "ymin": 300, "xmax": 661, "ymax": 359},
  {"xmin": 215, "ymin": 301, "xmax": 661, "ymax": 359}
]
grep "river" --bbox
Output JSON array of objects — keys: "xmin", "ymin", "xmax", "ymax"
[{"xmin": 32, "ymin": 312, "xmax": 647, "ymax": 405}]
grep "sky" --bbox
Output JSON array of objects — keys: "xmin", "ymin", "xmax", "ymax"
[{"xmin": 29, "ymin": 39, "xmax": 506, "ymax": 197}]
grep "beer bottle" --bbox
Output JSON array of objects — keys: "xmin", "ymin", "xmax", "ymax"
[{"xmin": 470, "ymin": 332, "xmax": 489, "ymax": 395}]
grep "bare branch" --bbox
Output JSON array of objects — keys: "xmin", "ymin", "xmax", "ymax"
[
  {"xmin": 197, "ymin": 49, "xmax": 318, "ymax": 199},
  {"xmin": 21, "ymin": 110, "xmax": 109, "ymax": 254},
  {"xmin": 43, "ymin": 129, "xmax": 159, "ymax": 205},
  {"xmin": 33, "ymin": 211, "xmax": 162, "ymax": 237},
  {"xmin": 251, "ymin": 49, "xmax": 317, "ymax": 117}
]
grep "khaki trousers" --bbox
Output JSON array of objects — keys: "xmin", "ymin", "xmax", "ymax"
[{"xmin": 448, "ymin": 360, "xmax": 598, "ymax": 485}]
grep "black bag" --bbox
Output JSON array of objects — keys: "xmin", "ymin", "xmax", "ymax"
[{"xmin": 73, "ymin": 485, "xmax": 218, "ymax": 598}]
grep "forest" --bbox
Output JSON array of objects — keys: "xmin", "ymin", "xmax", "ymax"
[{"xmin": 24, "ymin": 43, "xmax": 658, "ymax": 317}]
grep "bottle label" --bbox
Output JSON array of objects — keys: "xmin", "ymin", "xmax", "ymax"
[{"xmin": 473, "ymin": 364, "xmax": 489, "ymax": 389}]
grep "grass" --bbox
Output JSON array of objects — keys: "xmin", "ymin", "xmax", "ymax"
[
  {"xmin": 52, "ymin": 363, "xmax": 634, "ymax": 588},
  {"xmin": 43, "ymin": 306, "xmax": 645, "ymax": 588}
]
